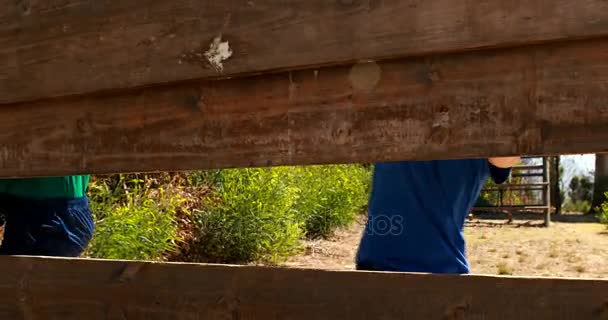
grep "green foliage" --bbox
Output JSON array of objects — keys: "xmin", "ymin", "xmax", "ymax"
[
  {"xmin": 562, "ymin": 174, "xmax": 594, "ymax": 213},
  {"xmin": 597, "ymin": 192, "xmax": 608, "ymax": 228},
  {"xmin": 86, "ymin": 199, "xmax": 181, "ymax": 260},
  {"xmin": 292, "ymin": 165, "xmax": 371, "ymax": 239},
  {"xmin": 476, "ymin": 178, "xmax": 524, "ymax": 207},
  {"xmin": 591, "ymin": 176, "xmax": 608, "ymax": 211},
  {"xmin": 185, "ymin": 165, "xmax": 371, "ymax": 263},
  {"xmin": 86, "ymin": 165, "xmax": 371, "ymax": 264},
  {"xmin": 85, "ymin": 174, "xmax": 188, "ymax": 261},
  {"xmin": 569, "ymin": 175, "xmax": 593, "ymax": 203},
  {"xmin": 562, "ymin": 200, "xmax": 592, "ymax": 214},
  {"xmin": 184, "ymin": 170, "xmax": 223, "ymax": 189},
  {"xmin": 476, "ymin": 178, "xmax": 497, "ymax": 206},
  {"xmin": 191, "ymin": 167, "xmax": 303, "ymax": 264}
]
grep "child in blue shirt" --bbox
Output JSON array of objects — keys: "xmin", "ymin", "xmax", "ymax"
[{"xmin": 356, "ymin": 157, "xmax": 519, "ymax": 274}]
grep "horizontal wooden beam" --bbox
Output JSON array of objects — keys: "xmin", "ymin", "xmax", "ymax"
[
  {"xmin": 513, "ymin": 165, "xmax": 545, "ymax": 170},
  {"xmin": 3, "ymin": 0, "xmax": 608, "ymax": 104},
  {"xmin": 3, "ymin": 38, "xmax": 608, "ymax": 177},
  {"xmin": 0, "ymin": 256, "xmax": 605, "ymax": 319},
  {"xmin": 471, "ymin": 206, "xmax": 548, "ymax": 211}
]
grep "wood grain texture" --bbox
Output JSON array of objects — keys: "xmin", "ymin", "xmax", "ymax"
[
  {"xmin": 4, "ymin": 0, "xmax": 608, "ymax": 104},
  {"xmin": 0, "ymin": 256, "xmax": 605, "ymax": 320},
  {"xmin": 3, "ymin": 38, "xmax": 608, "ymax": 177}
]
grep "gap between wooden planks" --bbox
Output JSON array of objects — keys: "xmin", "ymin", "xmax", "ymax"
[
  {"xmin": 2, "ymin": 38, "xmax": 608, "ymax": 177},
  {"xmin": 0, "ymin": 255, "xmax": 606, "ymax": 320},
  {"xmin": 4, "ymin": 0, "xmax": 608, "ymax": 104}
]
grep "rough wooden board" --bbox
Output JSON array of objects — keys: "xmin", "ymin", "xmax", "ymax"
[
  {"xmin": 0, "ymin": 256, "xmax": 605, "ymax": 320},
  {"xmin": 4, "ymin": 0, "xmax": 608, "ymax": 104},
  {"xmin": 3, "ymin": 38, "xmax": 608, "ymax": 177}
]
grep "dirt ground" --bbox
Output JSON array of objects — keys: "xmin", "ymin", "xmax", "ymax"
[{"xmin": 282, "ymin": 213, "xmax": 608, "ymax": 279}]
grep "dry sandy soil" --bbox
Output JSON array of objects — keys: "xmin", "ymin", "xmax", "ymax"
[{"xmin": 282, "ymin": 213, "xmax": 608, "ymax": 279}]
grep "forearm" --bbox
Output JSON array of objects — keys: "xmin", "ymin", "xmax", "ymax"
[{"xmin": 488, "ymin": 157, "xmax": 521, "ymax": 168}]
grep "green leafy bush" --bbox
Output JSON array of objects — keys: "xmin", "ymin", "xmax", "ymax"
[
  {"xmin": 190, "ymin": 167, "xmax": 303, "ymax": 264},
  {"xmin": 86, "ymin": 174, "xmax": 188, "ymax": 261},
  {"xmin": 86, "ymin": 165, "xmax": 372, "ymax": 264},
  {"xmin": 563, "ymin": 200, "xmax": 592, "ymax": 214},
  {"xmin": 292, "ymin": 165, "xmax": 371, "ymax": 239},
  {"xmin": 597, "ymin": 192, "xmax": 608, "ymax": 228},
  {"xmin": 86, "ymin": 199, "xmax": 181, "ymax": 260}
]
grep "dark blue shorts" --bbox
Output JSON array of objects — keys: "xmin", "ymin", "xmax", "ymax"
[{"xmin": 0, "ymin": 195, "xmax": 94, "ymax": 257}]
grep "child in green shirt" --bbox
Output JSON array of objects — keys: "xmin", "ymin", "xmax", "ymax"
[{"xmin": 0, "ymin": 175, "xmax": 94, "ymax": 257}]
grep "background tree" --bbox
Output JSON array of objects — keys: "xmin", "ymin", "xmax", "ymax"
[
  {"xmin": 591, "ymin": 153, "xmax": 608, "ymax": 212},
  {"xmin": 569, "ymin": 175, "xmax": 593, "ymax": 203},
  {"xmin": 549, "ymin": 156, "xmax": 562, "ymax": 214}
]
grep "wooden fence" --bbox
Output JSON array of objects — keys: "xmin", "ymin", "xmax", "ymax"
[{"xmin": 1, "ymin": 1, "xmax": 608, "ymax": 318}]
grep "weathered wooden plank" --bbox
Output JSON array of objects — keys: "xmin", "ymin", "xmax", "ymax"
[
  {"xmin": 3, "ymin": 38, "xmax": 608, "ymax": 177},
  {"xmin": 0, "ymin": 256, "xmax": 605, "ymax": 320},
  {"xmin": 3, "ymin": 0, "xmax": 608, "ymax": 104}
]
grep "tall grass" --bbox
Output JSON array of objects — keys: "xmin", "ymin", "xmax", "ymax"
[
  {"xmin": 190, "ymin": 167, "xmax": 303, "ymax": 264},
  {"xmin": 85, "ymin": 174, "xmax": 194, "ymax": 260},
  {"xmin": 291, "ymin": 165, "xmax": 371, "ymax": 239},
  {"xmin": 85, "ymin": 165, "xmax": 372, "ymax": 264}
]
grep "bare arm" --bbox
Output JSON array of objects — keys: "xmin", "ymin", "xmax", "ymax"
[{"xmin": 488, "ymin": 157, "xmax": 521, "ymax": 168}]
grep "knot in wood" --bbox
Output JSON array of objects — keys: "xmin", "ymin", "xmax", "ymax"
[{"xmin": 349, "ymin": 62, "xmax": 381, "ymax": 92}]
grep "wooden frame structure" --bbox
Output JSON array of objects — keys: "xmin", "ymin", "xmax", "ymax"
[
  {"xmin": 2, "ymin": 0, "xmax": 608, "ymax": 318},
  {"xmin": 473, "ymin": 156, "xmax": 553, "ymax": 226}
]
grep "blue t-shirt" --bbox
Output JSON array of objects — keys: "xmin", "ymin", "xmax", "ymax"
[{"xmin": 356, "ymin": 159, "xmax": 511, "ymax": 274}]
